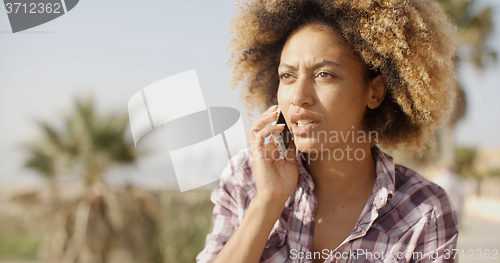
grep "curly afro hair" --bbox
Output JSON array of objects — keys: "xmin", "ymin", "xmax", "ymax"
[{"xmin": 227, "ymin": 0, "xmax": 458, "ymax": 152}]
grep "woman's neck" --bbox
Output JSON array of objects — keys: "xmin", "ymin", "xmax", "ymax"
[{"xmin": 302, "ymin": 143, "xmax": 377, "ymax": 200}]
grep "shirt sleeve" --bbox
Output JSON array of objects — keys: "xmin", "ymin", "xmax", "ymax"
[
  {"xmin": 414, "ymin": 188, "xmax": 459, "ymax": 263},
  {"xmin": 196, "ymin": 153, "xmax": 252, "ymax": 263}
]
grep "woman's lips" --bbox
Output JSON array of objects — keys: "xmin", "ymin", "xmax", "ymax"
[
  {"xmin": 291, "ymin": 121, "xmax": 318, "ymax": 135},
  {"xmin": 290, "ymin": 113, "xmax": 319, "ymax": 136}
]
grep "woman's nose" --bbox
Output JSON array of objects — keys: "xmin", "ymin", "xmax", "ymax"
[{"xmin": 291, "ymin": 75, "xmax": 314, "ymax": 107}]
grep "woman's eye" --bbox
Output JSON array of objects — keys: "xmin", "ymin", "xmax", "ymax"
[
  {"xmin": 280, "ymin": 73, "xmax": 292, "ymax": 80},
  {"xmin": 317, "ymin": 72, "xmax": 334, "ymax": 79}
]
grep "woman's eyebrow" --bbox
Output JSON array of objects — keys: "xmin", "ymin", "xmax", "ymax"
[
  {"xmin": 316, "ymin": 60, "xmax": 341, "ymax": 68},
  {"xmin": 278, "ymin": 60, "xmax": 341, "ymax": 70},
  {"xmin": 278, "ymin": 63, "xmax": 296, "ymax": 70}
]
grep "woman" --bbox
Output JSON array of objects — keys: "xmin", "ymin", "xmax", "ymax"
[{"xmin": 197, "ymin": 0, "xmax": 458, "ymax": 262}]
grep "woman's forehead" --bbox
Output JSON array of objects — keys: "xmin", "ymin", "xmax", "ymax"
[{"xmin": 280, "ymin": 24, "xmax": 357, "ymax": 67}]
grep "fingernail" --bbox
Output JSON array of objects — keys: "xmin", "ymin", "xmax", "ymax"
[
  {"xmin": 268, "ymin": 105, "xmax": 278, "ymax": 111},
  {"xmin": 268, "ymin": 110, "xmax": 278, "ymax": 116},
  {"xmin": 276, "ymin": 123, "xmax": 285, "ymax": 127}
]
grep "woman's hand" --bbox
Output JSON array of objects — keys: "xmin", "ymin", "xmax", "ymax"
[{"xmin": 248, "ymin": 105, "xmax": 299, "ymax": 205}]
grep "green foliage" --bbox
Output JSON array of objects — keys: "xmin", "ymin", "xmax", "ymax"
[
  {"xmin": 159, "ymin": 192, "xmax": 214, "ymax": 263},
  {"xmin": 438, "ymin": 0, "xmax": 497, "ymax": 68},
  {"xmin": 454, "ymin": 146, "xmax": 477, "ymax": 178},
  {"xmin": 24, "ymin": 146, "xmax": 56, "ymax": 178},
  {"xmin": 0, "ymin": 235, "xmax": 41, "ymax": 260},
  {"xmin": 1, "ymin": 189, "xmax": 215, "ymax": 262}
]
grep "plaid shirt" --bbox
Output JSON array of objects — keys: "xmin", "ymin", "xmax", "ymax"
[{"xmin": 196, "ymin": 147, "xmax": 459, "ymax": 263}]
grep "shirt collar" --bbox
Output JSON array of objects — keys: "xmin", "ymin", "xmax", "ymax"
[
  {"xmin": 296, "ymin": 151, "xmax": 316, "ymax": 191},
  {"xmin": 295, "ymin": 146, "xmax": 395, "ymax": 209},
  {"xmin": 370, "ymin": 146, "xmax": 395, "ymax": 209}
]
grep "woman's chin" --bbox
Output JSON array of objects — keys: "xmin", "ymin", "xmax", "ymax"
[{"xmin": 294, "ymin": 140, "xmax": 323, "ymax": 153}]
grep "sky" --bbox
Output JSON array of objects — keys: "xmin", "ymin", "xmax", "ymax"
[{"xmin": 0, "ymin": 0, "xmax": 499, "ymax": 188}]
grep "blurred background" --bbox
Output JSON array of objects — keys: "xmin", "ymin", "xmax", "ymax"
[{"xmin": 0, "ymin": 0, "xmax": 499, "ymax": 262}]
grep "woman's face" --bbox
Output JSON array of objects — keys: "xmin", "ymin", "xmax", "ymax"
[{"xmin": 277, "ymin": 23, "xmax": 381, "ymax": 153}]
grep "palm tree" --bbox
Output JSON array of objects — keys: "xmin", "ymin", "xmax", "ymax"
[
  {"xmin": 439, "ymin": 0, "xmax": 496, "ymax": 161},
  {"xmin": 396, "ymin": 0, "xmax": 495, "ymax": 170},
  {"xmin": 438, "ymin": 0, "xmax": 496, "ymax": 69},
  {"xmin": 22, "ymin": 95, "xmax": 162, "ymax": 263}
]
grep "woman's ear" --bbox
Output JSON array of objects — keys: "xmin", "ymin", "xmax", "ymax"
[{"xmin": 367, "ymin": 75, "xmax": 387, "ymax": 109}]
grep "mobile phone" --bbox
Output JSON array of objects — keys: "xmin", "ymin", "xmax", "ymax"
[{"xmin": 271, "ymin": 109, "xmax": 292, "ymax": 158}]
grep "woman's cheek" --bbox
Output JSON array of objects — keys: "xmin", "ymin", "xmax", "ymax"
[{"xmin": 277, "ymin": 88, "xmax": 292, "ymax": 110}]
